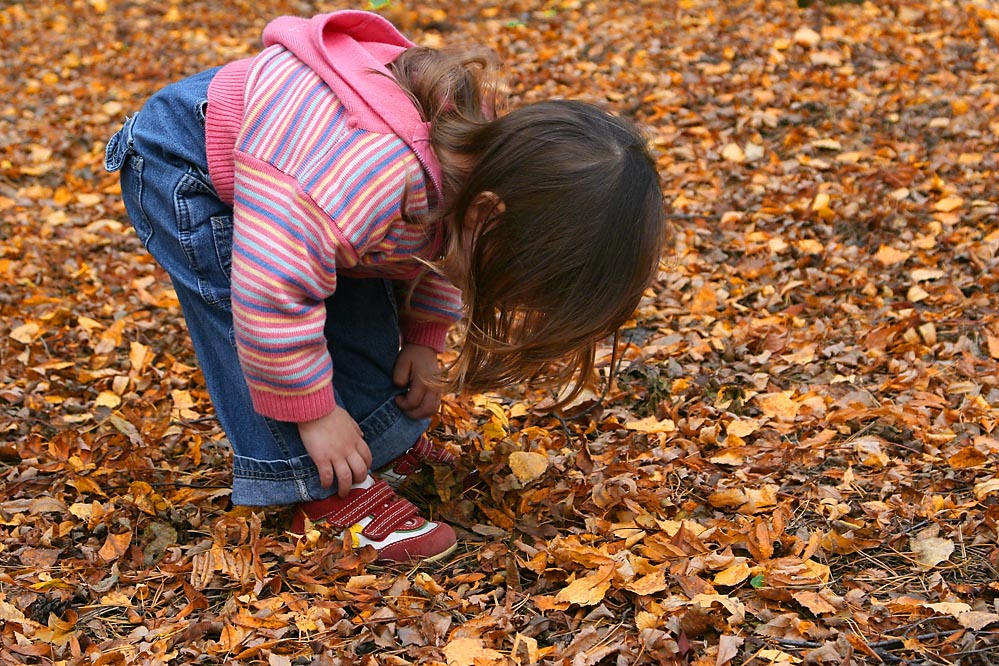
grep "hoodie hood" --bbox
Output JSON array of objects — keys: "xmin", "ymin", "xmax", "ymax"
[{"xmin": 262, "ymin": 11, "xmax": 442, "ymax": 199}]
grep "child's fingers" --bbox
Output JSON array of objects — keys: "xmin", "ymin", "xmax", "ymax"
[
  {"xmin": 393, "ymin": 356, "xmax": 412, "ymax": 387},
  {"xmin": 395, "ymin": 384, "xmax": 424, "ymax": 411},
  {"xmin": 315, "ymin": 461, "xmax": 335, "ymax": 489},
  {"xmin": 399, "ymin": 388, "xmax": 441, "ymax": 419},
  {"xmin": 334, "ymin": 460, "xmax": 354, "ymax": 498}
]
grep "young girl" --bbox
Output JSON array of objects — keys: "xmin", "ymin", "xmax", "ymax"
[{"xmin": 105, "ymin": 10, "xmax": 665, "ymax": 563}]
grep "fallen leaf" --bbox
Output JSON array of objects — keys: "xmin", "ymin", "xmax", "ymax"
[
  {"xmin": 726, "ymin": 418, "xmax": 760, "ymax": 438},
  {"xmin": 624, "ymin": 416, "xmax": 677, "ymax": 433},
  {"xmin": 443, "ymin": 637, "xmax": 503, "ymax": 666},
  {"xmin": 791, "ymin": 590, "xmax": 838, "ymax": 615},
  {"xmin": 911, "ymin": 534, "xmax": 954, "ymax": 569},
  {"xmin": 98, "ymin": 531, "xmax": 133, "ymax": 563},
  {"xmin": 754, "ymin": 392, "xmax": 799, "ymax": 421},
  {"xmin": 508, "ymin": 450, "xmax": 548, "ymax": 484},
  {"xmin": 875, "ymin": 245, "xmax": 911, "ymax": 266},
  {"xmin": 555, "ymin": 565, "xmax": 615, "ymax": 607},
  {"xmin": 10, "ymin": 322, "xmax": 40, "ymax": 344},
  {"xmin": 716, "ymin": 635, "xmax": 744, "ymax": 666},
  {"xmin": 713, "ymin": 562, "xmax": 751, "ymax": 587},
  {"xmin": 934, "ymin": 195, "xmax": 964, "ymax": 212}
]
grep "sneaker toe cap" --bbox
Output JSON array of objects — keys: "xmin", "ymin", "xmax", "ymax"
[{"xmin": 377, "ymin": 521, "xmax": 457, "ymax": 563}]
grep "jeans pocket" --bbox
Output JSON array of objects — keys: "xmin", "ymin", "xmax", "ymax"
[{"xmin": 211, "ymin": 214, "xmax": 234, "ymax": 278}]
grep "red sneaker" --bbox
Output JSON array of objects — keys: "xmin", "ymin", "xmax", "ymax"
[
  {"xmin": 377, "ymin": 436, "xmax": 457, "ymax": 486},
  {"xmin": 291, "ymin": 476, "xmax": 457, "ymax": 563}
]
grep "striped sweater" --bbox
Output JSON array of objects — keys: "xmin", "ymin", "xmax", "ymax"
[{"xmin": 205, "ymin": 12, "xmax": 462, "ymax": 422}]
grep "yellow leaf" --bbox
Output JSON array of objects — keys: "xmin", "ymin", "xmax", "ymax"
[
  {"xmin": 853, "ymin": 436, "xmax": 890, "ymax": 467},
  {"xmin": 911, "ymin": 268, "xmax": 945, "ymax": 282},
  {"xmin": 708, "ymin": 488, "xmax": 747, "ymax": 508},
  {"xmin": 793, "ymin": 27, "xmax": 821, "ymax": 47},
  {"xmin": 755, "ymin": 648, "xmax": 800, "ymax": 664},
  {"xmin": 635, "ymin": 610, "xmax": 660, "ymax": 631},
  {"xmin": 726, "ymin": 418, "xmax": 759, "ymax": 439},
  {"xmin": 810, "ymin": 138, "xmax": 842, "ymax": 151},
  {"xmin": 713, "ymin": 562, "xmax": 751, "ymax": 587},
  {"xmin": 690, "ymin": 594, "xmax": 746, "ymax": 625},
  {"xmin": 625, "ymin": 569, "xmax": 668, "ymax": 595},
  {"xmin": 874, "ymin": 244, "xmax": 911, "ymax": 266},
  {"xmin": 129, "ymin": 341, "xmax": 151, "ymax": 374},
  {"xmin": 508, "ymin": 451, "xmax": 548, "ymax": 484},
  {"xmin": 98, "ymin": 531, "xmax": 133, "ymax": 563},
  {"xmin": 10, "ymin": 322, "xmax": 39, "ymax": 344},
  {"xmin": 986, "ymin": 335, "xmax": 999, "ymax": 359},
  {"xmin": 94, "ymin": 391, "xmax": 121, "ymax": 409},
  {"xmin": 414, "ymin": 572, "xmax": 446, "ymax": 596},
  {"xmin": 754, "ymin": 392, "xmax": 799, "ymax": 421},
  {"xmin": 624, "ymin": 416, "xmax": 676, "ymax": 433},
  {"xmin": 973, "ymin": 478, "xmax": 999, "ymax": 500},
  {"xmin": 717, "ymin": 635, "xmax": 744, "ymax": 666},
  {"xmin": 511, "ymin": 633, "xmax": 540, "ymax": 666},
  {"xmin": 721, "ymin": 143, "xmax": 745, "ymax": 163},
  {"xmin": 795, "ymin": 239, "xmax": 824, "ymax": 255},
  {"xmin": 741, "ymin": 485, "xmax": 779, "ymax": 514},
  {"xmin": 443, "ymin": 637, "xmax": 503, "ymax": 666},
  {"xmin": 555, "ymin": 564, "xmax": 614, "ymax": 606},
  {"xmin": 811, "ymin": 192, "xmax": 834, "ymax": 220},
  {"xmin": 934, "ymin": 195, "xmax": 964, "ymax": 212},
  {"xmin": 68, "ymin": 476, "xmax": 107, "ymax": 497}
]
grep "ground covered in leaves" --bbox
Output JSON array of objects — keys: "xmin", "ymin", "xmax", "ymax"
[{"xmin": 2, "ymin": 0, "xmax": 999, "ymax": 664}]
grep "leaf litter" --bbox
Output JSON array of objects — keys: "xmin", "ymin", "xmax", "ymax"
[{"xmin": 1, "ymin": 0, "xmax": 998, "ymax": 664}]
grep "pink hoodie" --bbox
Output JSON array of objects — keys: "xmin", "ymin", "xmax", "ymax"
[
  {"xmin": 200, "ymin": 12, "xmax": 461, "ymax": 422},
  {"xmin": 206, "ymin": 11, "xmax": 442, "ymax": 206}
]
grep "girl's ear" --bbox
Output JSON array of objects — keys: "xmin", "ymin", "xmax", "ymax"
[{"xmin": 464, "ymin": 191, "xmax": 505, "ymax": 232}]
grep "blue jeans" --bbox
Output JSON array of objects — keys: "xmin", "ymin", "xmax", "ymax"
[{"xmin": 104, "ymin": 69, "xmax": 429, "ymax": 506}]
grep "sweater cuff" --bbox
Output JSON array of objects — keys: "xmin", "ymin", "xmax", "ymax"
[
  {"xmin": 401, "ymin": 321, "xmax": 450, "ymax": 353},
  {"xmin": 249, "ymin": 385, "xmax": 336, "ymax": 423}
]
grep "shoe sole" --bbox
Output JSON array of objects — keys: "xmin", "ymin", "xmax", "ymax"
[{"xmin": 417, "ymin": 541, "xmax": 458, "ymax": 564}]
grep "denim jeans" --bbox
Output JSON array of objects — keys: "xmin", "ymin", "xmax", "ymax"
[{"xmin": 104, "ymin": 69, "xmax": 429, "ymax": 506}]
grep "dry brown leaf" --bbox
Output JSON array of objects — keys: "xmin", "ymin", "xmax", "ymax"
[
  {"xmin": 874, "ymin": 245, "xmax": 911, "ymax": 266},
  {"xmin": 98, "ymin": 531, "xmax": 133, "ymax": 563},
  {"xmin": 754, "ymin": 392, "xmax": 799, "ymax": 421},
  {"xmin": 713, "ymin": 562, "xmax": 751, "ymax": 587},
  {"xmin": 508, "ymin": 450, "xmax": 548, "ymax": 484},
  {"xmin": 726, "ymin": 418, "xmax": 760, "ymax": 438},
  {"xmin": 625, "ymin": 569, "xmax": 669, "ymax": 596},
  {"xmin": 624, "ymin": 416, "xmax": 677, "ymax": 433},
  {"xmin": 716, "ymin": 635, "xmax": 744, "ymax": 666},
  {"xmin": 911, "ymin": 534, "xmax": 955, "ymax": 569},
  {"xmin": 791, "ymin": 590, "xmax": 838, "ymax": 616},
  {"xmin": 444, "ymin": 637, "xmax": 503, "ymax": 666},
  {"xmin": 555, "ymin": 565, "xmax": 615, "ymax": 607}
]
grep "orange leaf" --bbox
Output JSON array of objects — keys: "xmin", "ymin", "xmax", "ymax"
[
  {"xmin": 791, "ymin": 590, "xmax": 838, "ymax": 615},
  {"xmin": 555, "ymin": 564, "xmax": 614, "ymax": 606},
  {"xmin": 713, "ymin": 562, "xmax": 751, "ymax": 587},
  {"xmin": 98, "ymin": 531, "xmax": 132, "ymax": 563}
]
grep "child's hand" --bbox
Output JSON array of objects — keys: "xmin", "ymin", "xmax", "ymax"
[
  {"xmin": 298, "ymin": 409, "xmax": 372, "ymax": 497},
  {"xmin": 393, "ymin": 344, "xmax": 443, "ymax": 419}
]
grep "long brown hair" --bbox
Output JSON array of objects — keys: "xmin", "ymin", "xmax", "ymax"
[{"xmin": 392, "ymin": 50, "xmax": 666, "ymax": 403}]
